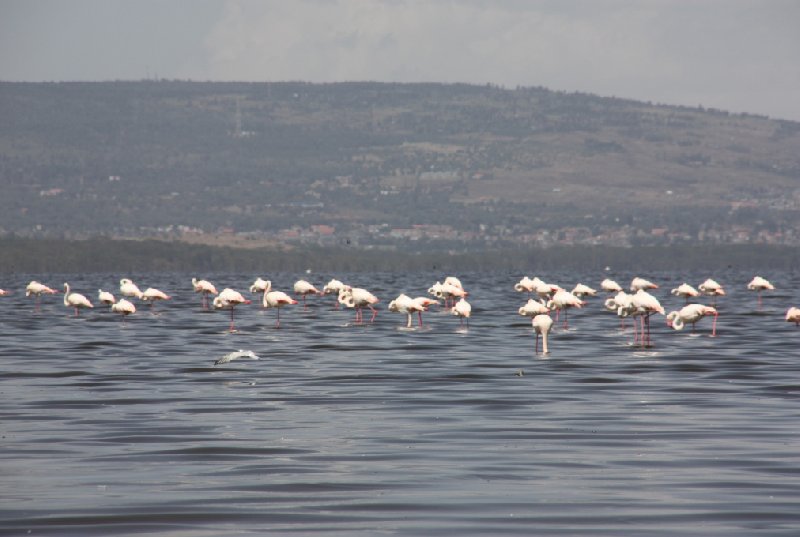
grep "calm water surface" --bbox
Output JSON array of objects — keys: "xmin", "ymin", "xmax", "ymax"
[{"xmin": 1, "ymin": 269, "xmax": 799, "ymax": 536}]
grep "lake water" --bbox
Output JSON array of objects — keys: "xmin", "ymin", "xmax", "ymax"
[{"xmin": 1, "ymin": 269, "xmax": 799, "ymax": 536}]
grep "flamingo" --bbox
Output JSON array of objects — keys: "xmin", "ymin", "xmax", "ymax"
[
  {"xmin": 142, "ymin": 287, "xmax": 171, "ymax": 312},
  {"xmin": 340, "ymin": 287, "xmax": 379, "ymax": 324},
  {"xmin": 249, "ymin": 277, "xmax": 271, "ymax": 294},
  {"xmin": 514, "ymin": 276, "xmax": 536, "ymax": 295},
  {"xmin": 111, "ymin": 298, "xmax": 136, "ymax": 323},
  {"xmin": 530, "ymin": 278, "xmax": 554, "ymax": 298},
  {"xmin": 451, "ymin": 297, "xmax": 471, "ymax": 328},
  {"xmin": 262, "ymin": 289, "xmax": 298, "ymax": 327},
  {"xmin": 786, "ymin": 307, "xmax": 800, "ymax": 326},
  {"xmin": 119, "ymin": 278, "xmax": 143, "ymax": 300},
  {"xmin": 666, "ymin": 304, "xmax": 718, "ymax": 336},
  {"xmin": 547, "ymin": 288, "xmax": 584, "ymax": 329},
  {"xmin": 213, "ymin": 288, "xmax": 251, "ymax": 332},
  {"xmin": 630, "ymin": 277, "xmax": 658, "ymax": 292},
  {"xmin": 433, "ymin": 277, "xmax": 466, "ymax": 309},
  {"xmin": 532, "ymin": 313, "xmax": 554, "ymax": 354},
  {"xmin": 670, "ymin": 283, "xmax": 700, "ymax": 303},
  {"xmin": 600, "ymin": 278, "xmax": 623, "ymax": 293},
  {"xmin": 192, "ymin": 277, "xmax": 218, "ymax": 310},
  {"xmin": 605, "ymin": 290, "xmax": 633, "ymax": 330},
  {"xmin": 571, "ymin": 283, "xmax": 597, "ymax": 298},
  {"xmin": 63, "ymin": 283, "xmax": 93, "ymax": 316},
  {"xmin": 629, "ymin": 289, "xmax": 665, "ymax": 347},
  {"xmin": 518, "ymin": 298, "xmax": 549, "ymax": 318},
  {"xmin": 388, "ymin": 294, "xmax": 426, "ymax": 328},
  {"xmin": 411, "ymin": 297, "xmax": 439, "ymax": 327},
  {"xmin": 698, "ymin": 278, "xmax": 725, "ymax": 306},
  {"xmin": 98, "ymin": 289, "xmax": 116, "ymax": 305},
  {"xmin": 0, "ymin": 288, "xmax": 10, "ymax": 296},
  {"xmin": 26, "ymin": 281, "xmax": 58, "ymax": 312},
  {"xmin": 293, "ymin": 280, "xmax": 321, "ymax": 309},
  {"xmin": 747, "ymin": 276, "xmax": 774, "ymax": 309},
  {"xmin": 322, "ymin": 278, "xmax": 347, "ymax": 309}
]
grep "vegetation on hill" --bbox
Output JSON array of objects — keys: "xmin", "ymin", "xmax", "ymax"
[{"xmin": 1, "ymin": 80, "xmax": 799, "ymax": 253}]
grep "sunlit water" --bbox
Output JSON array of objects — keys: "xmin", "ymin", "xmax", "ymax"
[{"xmin": 1, "ymin": 269, "xmax": 799, "ymax": 536}]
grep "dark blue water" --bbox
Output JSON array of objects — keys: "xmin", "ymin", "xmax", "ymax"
[{"xmin": 1, "ymin": 270, "xmax": 799, "ymax": 536}]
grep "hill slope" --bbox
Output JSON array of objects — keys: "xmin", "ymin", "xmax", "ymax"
[{"xmin": 1, "ymin": 81, "xmax": 799, "ymax": 249}]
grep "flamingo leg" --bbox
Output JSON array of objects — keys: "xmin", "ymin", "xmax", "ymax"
[
  {"xmin": 368, "ymin": 305, "xmax": 377, "ymax": 323},
  {"xmin": 535, "ymin": 332, "xmax": 540, "ymax": 353},
  {"xmin": 275, "ymin": 308, "xmax": 281, "ymax": 328},
  {"xmin": 417, "ymin": 311, "xmax": 424, "ymax": 327},
  {"xmin": 229, "ymin": 308, "xmax": 235, "ymax": 332},
  {"xmin": 711, "ymin": 313, "xmax": 718, "ymax": 337}
]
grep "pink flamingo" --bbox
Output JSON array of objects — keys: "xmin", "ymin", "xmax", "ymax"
[
  {"xmin": 192, "ymin": 277, "xmax": 218, "ymax": 309},
  {"xmin": 263, "ymin": 289, "xmax": 298, "ymax": 327},
  {"xmin": 341, "ymin": 287, "xmax": 380, "ymax": 324},
  {"xmin": 667, "ymin": 304, "xmax": 718, "ymax": 336},
  {"xmin": 142, "ymin": 287, "xmax": 171, "ymax": 313},
  {"xmin": 26, "ymin": 281, "xmax": 58, "ymax": 312},
  {"xmin": 213, "ymin": 288, "xmax": 251, "ymax": 332},
  {"xmin": 293, "ymin": 280, "xmax": 321, "ymax": 310}
]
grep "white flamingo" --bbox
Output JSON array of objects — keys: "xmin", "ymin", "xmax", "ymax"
[
  {"xmin": 747, "ymin": 276, "xmax": 774, "ymax": 309},
  {"xmin": 698, "ymin": 278, "xmax": 725, "ymax": 306},
  {"xmin": 119, "ymin": 278, "xmax": 144, "ymax": 300},
  {"xmin": 532, "ymin": 314, "xmax": 554, "ymax": 354},
  {"xmin": 629, "ymin": 289, "xmax": 665, "ymax": 347},
  {"xmin": 671, "ymin": 283, "xmax": 699, "ymax": 303},
  {"xmin": 451, "ymin": 297, "xmax": 472, "ymax": 328},
  {"xmin": 605, "ymin": 290, "xmax": 633, "ymax": 330},
  {"xmin": 111, "ymin": 298, "xmax": 136, "ymax": 322},
  {"xmin": 600, "ymin": 278, "xmax": 622, "ymax": 293},
  {"xmin": 98, "ymin": 289, "xmax": 116, "ymax": 305},
  {"xmin": 262, "ymin": 289, "xmax": 298, "ymax": 327},
  {"xmin": 518, "ymin": 298, "xmax": 549, "ymax": 318},
  {"xmin": 547, "ymin": 288, "xmax": 584, "ymax": 329},
  {"xmin": 249, "ymin": 277, "xmax": 272, "ymax": 294},
  {"xmin": 322, "ymin": 278, "xmax": 347, "ymax": 309},
  {"xmin": 26, "ymin": 281, "xmax": 58, "ymax": 312},
  {"xmin": 340, "ymin": 287, "xmax": 379, "ymax": 324},
  {"xmin": 630, "ymin": 277, "xmax": 658, "ymax": 292},
  {"xmin": 142, "ymin": 287, "xmax": 171, "ymax": 312},
  {"xmin": 571, "ymin": 283, "xmax": 597, "ymax": 298},
  {"xmin": 786, "ymin": 307, "xmax": 800, "ymax": 326},
  {"xmin": 63, "ymin": 283, "xmax": 93, "ymax": 316},
  {"xmin": 666, "ymin": 304, "xmax": 718, "ymax": 336},
  {"xmin": 514, "ymin": 276, "xmax": 536, "ymax": 294},
  {"xmin": 388, "ymin": 294, "xmax": 426, "ymax": 328},
  {"xmin": 213, "ymin": 288, "xmax": 251, "ymax": 332},
  {"xmin": 293, "ymin": 280, "xmax": 321, "ymax": 309},
  {"xmin": 192, "ymin": 277, "xmax": 218, "ymax": 309}
]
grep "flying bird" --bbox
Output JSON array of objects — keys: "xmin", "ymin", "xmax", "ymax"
[{"xmin": 214, "ymin": 349, "xmax": 260, "ymax": 365}]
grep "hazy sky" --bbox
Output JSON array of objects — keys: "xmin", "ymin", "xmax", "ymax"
[{"xmin": 2, "ymin": 0, "xmax": 799, "ymax": 121}]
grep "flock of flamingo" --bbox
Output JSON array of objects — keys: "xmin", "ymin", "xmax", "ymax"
[{"xmin": 1, "ymin": 274, "xmax": 796, "ymax": 354}]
